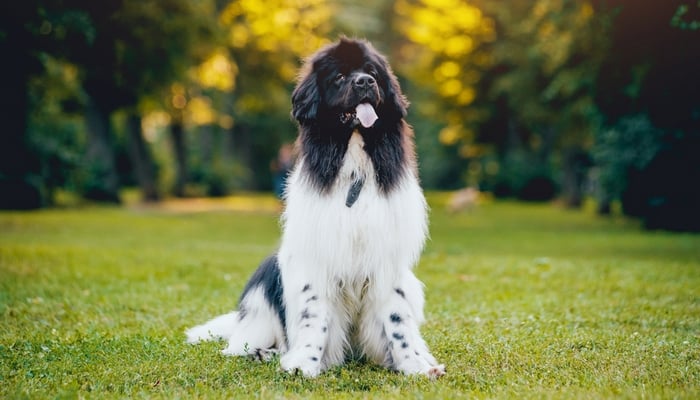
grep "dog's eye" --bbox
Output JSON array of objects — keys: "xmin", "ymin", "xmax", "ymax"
[{"xmin": 335, "ymin": 73, "xmax": 345, "ymax": 83}]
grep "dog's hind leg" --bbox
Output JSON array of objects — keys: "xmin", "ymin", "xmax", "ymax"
[
  {"xmin": 185, "ymin": 286, "xmax": 286, "ymax": 360},
  {"xmin": 186, "ymin": 255, "xmax": 287, "ymax": 360},
  {"xmin": 220, "ymin": 286, "xmax": 287, "ymax": 358}
]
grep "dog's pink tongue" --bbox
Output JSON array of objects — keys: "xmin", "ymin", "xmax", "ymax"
[{"xmin": 356, "ymin": 103, "xmax": 378, "ymax": 128}]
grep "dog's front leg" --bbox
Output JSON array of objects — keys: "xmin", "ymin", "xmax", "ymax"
[
  {"xmin": 280, "ymin": 283, "xmax": 329, "ymax": 377},
  {"xmin": 381, "ymin": 274, "xmax": 445, "ymax": 379}
]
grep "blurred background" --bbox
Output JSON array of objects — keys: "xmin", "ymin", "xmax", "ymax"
[{"xmin": 0, "ymin": 0, "xmax": 698, "ymax": 231}]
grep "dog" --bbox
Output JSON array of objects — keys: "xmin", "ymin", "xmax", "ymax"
[{"xmin": 186, "ymin": 38, "xmax": 445, "ymax": 379}]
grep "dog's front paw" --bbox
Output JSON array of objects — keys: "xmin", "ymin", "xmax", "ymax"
[
  {"xmin": 395, "ymin": 352, "xmax": 446, "ymax": 379},
  {"xmin": 280, "ymin": 351, "xmax": 322, "ymax": 377}
]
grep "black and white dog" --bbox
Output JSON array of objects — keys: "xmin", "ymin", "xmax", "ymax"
[{"xmin": 186, "ymin": 38, "xmax": 445, "ymax": 379}]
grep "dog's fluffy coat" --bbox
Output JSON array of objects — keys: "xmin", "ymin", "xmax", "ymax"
[{"xmin": 186, "ymin": 38, "xmax": 444, "ymax": 378}]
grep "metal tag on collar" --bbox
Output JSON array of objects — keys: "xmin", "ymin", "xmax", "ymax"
[{"xmin": 346, "ymin": 177, "xmax": 364, "ymax": 207}]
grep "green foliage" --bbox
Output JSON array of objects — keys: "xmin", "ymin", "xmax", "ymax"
[
  {"xmin": 26, "ymin": 55, "xmax": 86, "ymax": 202},
  {"xmin": 1, "ymin": 196, "xmax": 699, "ymax": 398},
  {"xmin": 483, "ymin": 0, "xmax": 606, "ymax": 202},
  {"xmin": 394, "ymin": 0, "xmax": 495, "ymax": 147},
  {"xmin": 491, "ymin": 149, "xmax": 557, "ymax": 201},
  {"xmin": 392, "ymin": 0, "xmax": 607, "ymax": 197},
  {"xmin": 671, "ymin": 2, "xmax": 700, "ymax": 30},
  {"xmin": 592, "ymin": 115, "xmax": 662, "ymax": 201}
]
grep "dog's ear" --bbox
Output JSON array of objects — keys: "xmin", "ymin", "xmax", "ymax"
[
  {"xmin": 291, "ymin": 67, "xmax": 320, "ymax": 124},
  {"xmin": 384, "ymin": 70, "xmax": 409, "ymax": 120},
  {"xmin": 367, "ymin": 48, "xmax": 408, "ymax": 120}
]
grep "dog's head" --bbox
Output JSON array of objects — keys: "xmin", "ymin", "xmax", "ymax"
[{"xmin": 292, "ymin": 38, "xmax": 408, "ymax": 128}]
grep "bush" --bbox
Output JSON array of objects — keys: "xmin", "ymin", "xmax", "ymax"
[
  {"xmin": 594, "ymin": 115, "xmax": 700, "ymax": 231},
  {"xmin": 490, "ymin": 149, "xmax": 557, "ymax": 201}
]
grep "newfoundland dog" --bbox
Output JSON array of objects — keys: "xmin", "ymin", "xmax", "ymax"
[{"xmin": 186, "ymin": 38, "xmax": 445, "ymax": 379}]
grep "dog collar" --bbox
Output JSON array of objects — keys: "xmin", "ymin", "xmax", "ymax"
[{"xmin": 346, "ymin": 177, "xmax": 364, "ymax": 207}]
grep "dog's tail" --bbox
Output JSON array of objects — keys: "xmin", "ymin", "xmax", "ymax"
[{"xmin": 185, "ymin": 312, "xmax": 239, "ymax": 344}]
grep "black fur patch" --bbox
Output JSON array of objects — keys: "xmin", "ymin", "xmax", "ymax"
[
  {"xmin": 301, "ymin": 308, "xmax": 314, "ymax": 320},
  {"xmin": 390, "ymin": 313, "xmax": 402, "ymax": 324},
  {"xmin": 238, "ymin": 305, "xmax": 247, "ymax": 321},
  {"xmin": 238, "ymin": 255, "xmax": 286, "ymax": 329},
  {"xmin": 394, "ymin": 288, "xmax": 405, "ymax": 298}
]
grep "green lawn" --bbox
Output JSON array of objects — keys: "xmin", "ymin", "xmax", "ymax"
[{"xmin": 1, "ymin": 193, "xmax": 699, "ymax": 399}]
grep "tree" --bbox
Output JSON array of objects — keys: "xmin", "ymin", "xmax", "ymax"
[
  {"xmin": 393, "ymin": 0, "xmax": 607, "ymax": 202},
  {"xmin": 215, "ymin": 0, "xmax": 332, "ymax": 190},
  {"xmin": 482, "ymin": 0, "xmax": 606, "ymax": 205},
  {"xmin": 591, "ymin": 0, "xmax": 700, "ymax": 230},
  {"xmin": 393, "ymin": 0, "xmax": 496, "ymax": 188},
  {"xmin": 0, "ymin": 2, "xmax": 90, "ymax": 208},
  {"xmin": 17, "ymin": 0, "xmax": 218, "ymax": 203}
]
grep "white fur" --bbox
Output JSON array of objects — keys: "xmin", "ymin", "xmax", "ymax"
[
  {"xmin": 186, "ymin": 131, "xmax": 444, "ymax": 378},
  {"xmin": 184, "ymin": 287, "xmax": 287, "ymax": 358}
]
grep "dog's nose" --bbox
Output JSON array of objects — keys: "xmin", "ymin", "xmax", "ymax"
[{"xmin": 353, "ymin": 73, "xmax": 376, "ymax": 89}]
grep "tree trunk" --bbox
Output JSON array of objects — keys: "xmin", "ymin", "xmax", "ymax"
[
  {"xmin": 126, "ymin": 112, "xmax": 160, "ymax": 202},
  {"xmin": 229, "ymin": 123, "xmax": 254, "ymax": 189},
  {"xmin": 83, "ymin": 97, "xmax": 121, "ymax": 203},
  {"xmin": 597, "ymin": 197, "xmax": 612, "ymax": 215},
  {"xmin": 562, "ymin": 147, "xmax": 589, "ymax": 208},
  {"xmin": 0, "ymin": 15, "xmax": 43, "ymax": 209},
  {"xmin": 170, "ymin": 115, "xmax": 188, "ymax": 197}
]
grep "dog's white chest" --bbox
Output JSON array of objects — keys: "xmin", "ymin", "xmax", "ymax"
[
  {"xmin": 280, "ymin": 129, "xmax": 428, "ymax": 283},
  {"xmin": 340, "ymin": 131, "xmax": 373, "ymax": 182}
]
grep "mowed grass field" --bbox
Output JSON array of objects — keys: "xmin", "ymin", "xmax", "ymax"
[{"xmin": 1, "ymin": 193, "xmax": 699, "ymax": 399}]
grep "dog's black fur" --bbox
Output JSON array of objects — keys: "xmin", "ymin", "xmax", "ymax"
[{"xmin": 291, "ymin": 38, "xmax": 415, "ymax": 194}]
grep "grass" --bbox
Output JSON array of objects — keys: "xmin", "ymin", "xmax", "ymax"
[{"xmin": 1, "ymin": 193, "xmax": 699, "ymax": 399}]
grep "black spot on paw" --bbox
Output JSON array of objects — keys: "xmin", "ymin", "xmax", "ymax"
[
  {"xmin": 302, "ymin": 284, "xmax": 311, "ymax": 292},
  {"xmin": 401, "ymin": 342, "xmax": 409, "ymax": 349},
  {"xmin": 392, "ymin": 332, "xmax": 404, "ymax": 340},
  {"xmin": 394, "ymin": 288, "xmax": 405, "ymax": 298},
  {"xmin": 322, "ymin": 326, "xmax": 327, "ymax": 333},
  {"xmin": 310, "ymin": 356, "xmax": 318, "ymax": 362},
  {"xmin": 390, "ymin": 313, "xmax": 402, "ymax": 324},
  {"xmin": 301, "ymin": 308, "xmax": 312, "ymax": 319}
]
